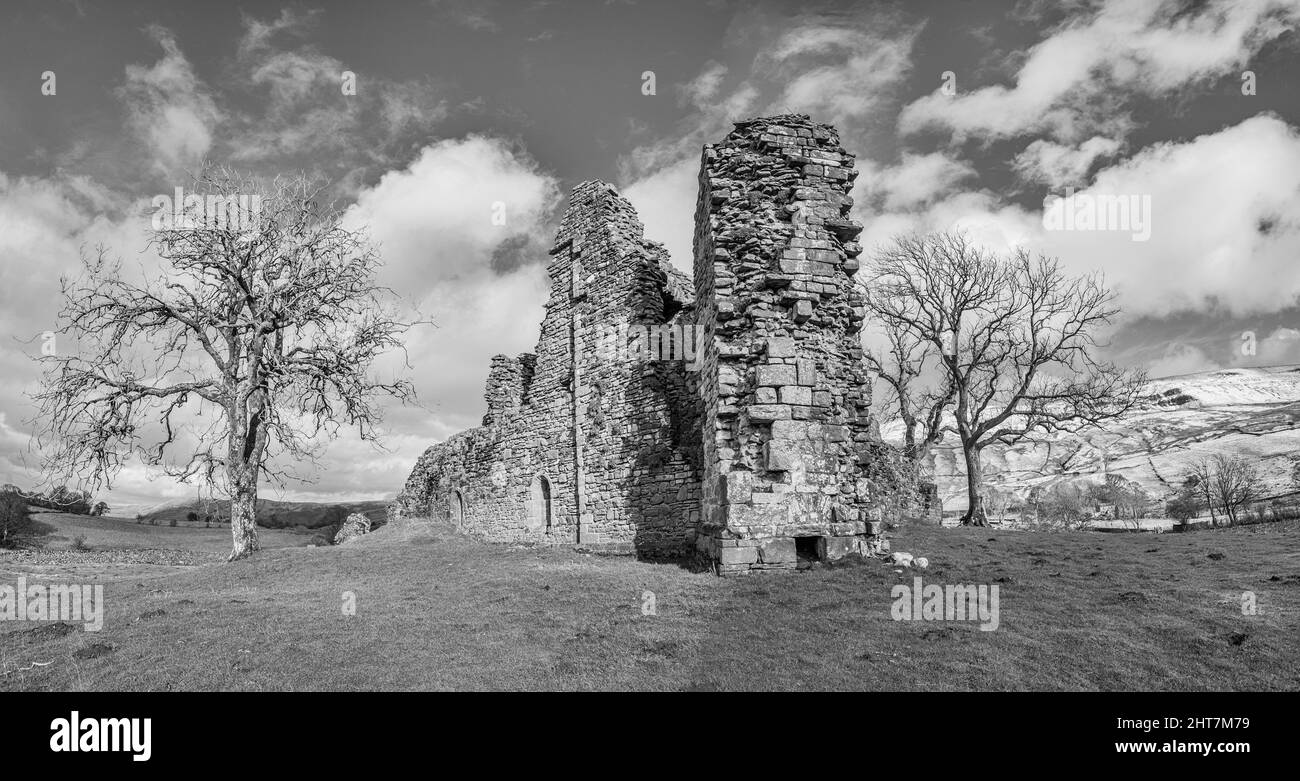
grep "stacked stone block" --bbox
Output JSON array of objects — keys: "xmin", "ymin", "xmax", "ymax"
[
  {"xmin": 482, "ymin": 354, "xmax": 536, "ymax": 426},
  {"xmin": 391, "ymin": 181, "xmax": 701, "ymax": 556},
  {"xmin": 690, "ymin": 114, "xmax": 887, "ymax": 574}
]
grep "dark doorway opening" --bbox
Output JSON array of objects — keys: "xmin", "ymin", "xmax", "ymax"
[
  {"xmin": 451, "ymin": 490, "xmax": 465, "ymax": 527},
  {"xmin": 795, "ymin": 536, "xmax": 822, "ymax": 563}
]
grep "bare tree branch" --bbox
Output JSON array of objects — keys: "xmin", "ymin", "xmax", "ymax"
[
  {"xmin": 32, "ymin": 165, "xmax": 428, "ymax": 560},
  {"xmin": 864, "ymin": 231, "xmax": 1147, "ymax": 526}
]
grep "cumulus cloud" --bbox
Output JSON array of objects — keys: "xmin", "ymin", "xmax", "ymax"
[
  {"xmin": 117, "ymin": 26, "xmax": 223, "ymax": 175},
  {"xmin": 759, "ymin": 22, "xmax": 917, "ymax": 131},
  {"xmin": 0, "ymin": 135, "xmax": 562, "ymax": 508},
  {"xmin": 1148, "ymin": 343, "xmax": 1222, "ymax": 378},
  {"xmin": 339, "ymin": 135, "xmax": 561, "ymax": 471},
  {"xmin": 347, "ymin": 136, "xmax": 559, "ymax": 289},
  {"xmin": 1245, "ymin": 326, "xmax": 1300, "ymax": 366},
  {"xmin": 0, "ymin": 171, "xmax": 160, "ymax": 501},
  {"xmin": 899, "ymin": 0, "xmax": 1299, "ymax": 143},
  {"xmin": 1012, "ymin": 136, "xmax": 1123, "ymax": 187},
  {"xmin": 855, "ymin": 152, "xmax": 978, "ymax": 212},
  {"xmin": 1037, "ymin": 115, "xmax": 1300, "ymax": 318},
  {"xmin": 621, "ymin": 10, "xmax": 920, "ymax": 269},
  {"xmin": 229, "ymin": 12, "xmax": 448, "ymax": 173},
  {"xmin": 858, "ymin": 115, "xmax": 1300, "ymax": 322}
]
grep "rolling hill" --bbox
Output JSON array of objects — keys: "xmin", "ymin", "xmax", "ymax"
[
  {"xmin": 138, "ymin": 497, "xmax": 391, "ymax": 530},
  {"xmin": 896, "ymin": 366, "xmax": 1300, "ymax": 513}
]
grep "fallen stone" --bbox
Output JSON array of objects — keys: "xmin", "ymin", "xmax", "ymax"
[{"xmin": 333, "ymin": 513, "xmax": 372, "ymax": 545}]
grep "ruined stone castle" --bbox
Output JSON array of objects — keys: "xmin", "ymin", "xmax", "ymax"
[{"xmin": 392, "ymin": 115, "xmax": 911, "ymax": 574}]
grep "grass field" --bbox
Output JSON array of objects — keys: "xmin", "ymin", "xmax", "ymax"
[
  {"xmin": 1, "ymin": 511, "xmax": 1296, "ymax": 691},
  {"xmin": 22, "ymin": 509, "xmax": 319, "ymax": 554}
]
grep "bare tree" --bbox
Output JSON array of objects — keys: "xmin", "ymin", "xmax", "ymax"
[
  {"xmin": 866, "ymin": 232, "xmax": 1146, "ymax": 526},
  {"xmin": 1089, "ymin": 473, "xmax": 1150, "ymax": 528},
  {"xmin": 34, "ymin": 167, "xmax": 420, "ymax": 560},
  {"xmin": 863, "ymin": 316, "xmax": 953, "ymax": 464},
  {"xmin": 1189, "ymin": 459, "xmax": 1218, "ymax": 526},
  {"xmin": 1193, "ymin": 454, "xmax": 1260, "ymax": 527},
  {"xmin": 985, "ymin": 485, "xmax": 1014, "ymax": 525}
]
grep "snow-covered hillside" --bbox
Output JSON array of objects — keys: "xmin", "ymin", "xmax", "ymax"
[{"xmin": 884, "ymin": 366, "xmax": 1300, "ymax": 512}]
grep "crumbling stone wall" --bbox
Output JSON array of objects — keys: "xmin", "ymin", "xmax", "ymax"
[
  {"xmin": 690, "ymin": 114, "xmax": 888, "ymax": 574},
  {"xmin": 482, "ymin": 354, "xmax": 536, "ymax": 426},
  {"xmin": 392, "ymin": 181, "xmax": 701, "ymax": 555},
  {"xmin": 393, "ymin": 114, "xmax": 902, "ymax": 573}
]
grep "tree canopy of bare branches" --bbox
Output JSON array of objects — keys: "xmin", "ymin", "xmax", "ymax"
[
  {"xmin": 864, "ymin": 316, "xmax": 953, "ymax": 465},
  {"xmin": 865, "ymin": 231, "xmax": 1146, "ymax": 526},
  {"xmin": 1191, "ymin": 454, "xmax": 1260, "ymax": 527},
  {"xmin": 34, "ymin": 167, "xmax": 421, "ymax": 560}
]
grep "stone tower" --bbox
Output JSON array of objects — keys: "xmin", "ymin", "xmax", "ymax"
[{"xmin": 690, "ymin": 114, "xmax": 887, "ymax": 574}]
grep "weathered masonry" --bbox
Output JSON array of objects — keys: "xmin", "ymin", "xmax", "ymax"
[
  {"xmin": 391, "ymin": 179, "xmax": 703, "ymax": 556},
  {"xmin": 392, "ymin": 114, "xmax": 906, "ymax": 573},
  {"xmin": 690, "ymin": 115, "xmax": 890, "ymax": 573}
]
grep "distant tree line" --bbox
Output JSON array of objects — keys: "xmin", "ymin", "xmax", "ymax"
[
  {"xmin": 0, "ymin": 491, "xmax": 35, "ymax": 548},
  {"xmin": 995, "ymin": 474, "xmax": 1153, "ymax": 527},
  {"xmin": 1166, "ymin": 454, "xmax": 1264, "ymax": 527},
  {"xmin": 0, "ymin": 483, "xmax": 106, "ymax": 517}
]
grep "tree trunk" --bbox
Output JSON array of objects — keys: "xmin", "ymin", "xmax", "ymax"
[
  {"xmin": 228, "ymin": 469, "xmax": 261, "ymax": 561},
  {"xmin": 962, "ymin": 444, "xmax": 988, "ymax": 526},
  {"xmin": 902, "ymin": 415, "xmax": 917, "ymax": 462}
]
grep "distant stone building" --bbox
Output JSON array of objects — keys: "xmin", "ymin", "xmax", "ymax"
[{"xmin": 392, "ymin": 115, "xmax": 912, "ymax": 574}]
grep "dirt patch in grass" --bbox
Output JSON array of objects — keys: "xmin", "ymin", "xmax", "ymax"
[
  {"xmin": 23, "ymin": 622, "xmax": 79, "ymax": 642},
  {"xmin": 72, "ymin": 643, "xmax": 115, "ymax": 660}
]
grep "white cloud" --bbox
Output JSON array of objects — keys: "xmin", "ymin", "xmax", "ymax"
[
  {"xmin": 1013, "ymin": 136, "xmax": 1123, "ymax": 187},
  {"xmin": 899, "ymin": 0, "xmax": 1299, "ymax": 143},
  {"xmin": 0, "ymin": 171, "xmax": 156, "ymax": 497},
  {"xmin": 342, "ymin": 134, "xmax": 560, "ymax": 448},
  {"xmin": 347, "ymin": 136, "xmax": 559, "ymax": 287},
  {"xmin": 856, "ymin": 152, "xmax": 978, "ymax": 211},
  {"xmin": 760, "ymin": 22, "xmax": 917, "ymax": 131},
  {"xmin": 0, "ymin": 135, "xmax": 562, "ymax": 507},
  {"xmin": 1247, "ymin": 327, "xmax": 1300, "ymax": 366},
  {"xmin": 621, "ymin": 11, "xmax": 919, "ymax": 269},
  {"xmin": 1040, "ymin": 115, "xmax": 1300, "ymax": 318},
  {"xmin": 1149, "ymin": 343, "xmax": 1221, "ymax": 378},
  {"xmin": 681, "ymin": 61, "xmax": 729, "ymax": 107},
  {"xmin": 228, "ymin": 12, "xmax": 448, "ymax": 169},
  {"xmin": 860, "ymin": 115, "xmax": 1300, "ymax": 322},
  {"xmin": 623, "ymin": 158, "xmax": 697, "ymax": 276},
  {"xmin": 117, "ymin": 26, "xmax": 222, "ymax": 175}
]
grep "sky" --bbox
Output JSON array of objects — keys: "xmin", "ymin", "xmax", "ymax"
[{"xmin": 0, "ymin": 0, "xmax": 1298, "ymax": 512}]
